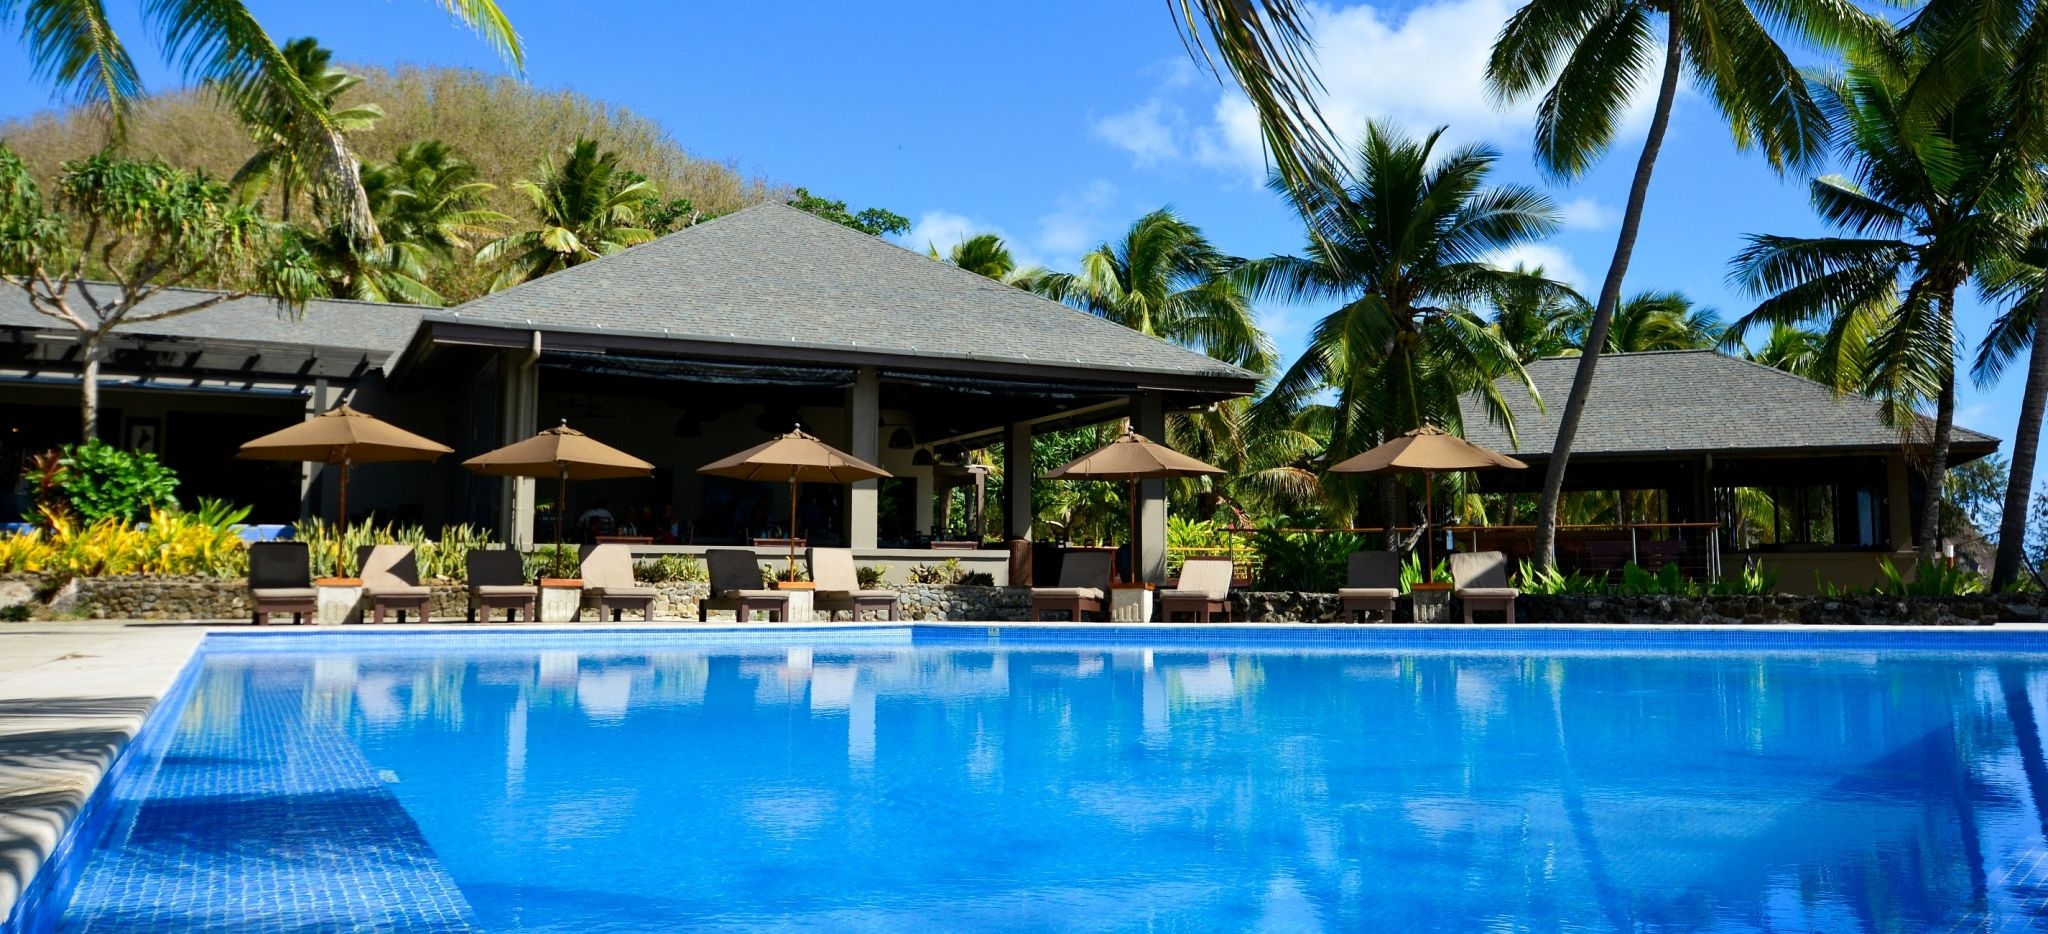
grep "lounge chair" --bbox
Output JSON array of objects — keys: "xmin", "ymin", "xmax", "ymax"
[
  {"xmin": 580, "ymin": 544, "xmax": 656, "ymax": 621},
  {"xmin": 809, "ymin": 547, "xmax": 897, "ymax": 621},
  {"xmin": 1159, "ymin": 557, "xmax": 1233, "ymax": 622},
  {"xmin": 698, "ymin": 549, "xmax": 788, "ymax": 622},
  {"xmin": 1339, "ymin": 551, "xmax": 1401, "ymax": 623},
  {"xmin": 466, "ymin": 549, "xmax": 537, "ymax": 622},
  {"xmin": 1030, "ymin": 549, "xmax": 1113, "ymax": 622},
  {"xmin": 1450, "ymin": 550, "xmax": 1518, "ymax": 624},
  {"xmin": 358, "ymin": 544, "xmax": 432, "ymax": 623},
  {"xmin": 248, "ymin": 541, "xmax": 316, "ymax": 625}
]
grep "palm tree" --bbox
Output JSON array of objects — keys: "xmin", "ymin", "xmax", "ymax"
[
  {"xmin": 1483, "ymin": 265, "xmax": 1583, "ymax": 363},
  {"xmin": 298, "ymin": 141, "xmax": 508, "ymax": 305},
  {"xmin": 1566, "ymin": 290, "xmax": 1724, "ymax": 352},
  {"xmin": 1240, "ymin": 122, "xmax": 1551, "ymax": 526},
  {"xmin": 1741, "ymin": 323, "xmax": 1828, "ymax": 379},
  {"xmin": 476, "ymin": 138, "xmax": 658, "ymax": 290},
  {"xmin": 6, "ymin": 1, "xmax": 520, "ymax": 240},
  {"xmin": 299, "ymin": 161, "xmax": 441, "ymax": 304},
  {"xmin": 378, "ymin": 140, "xmax": 508, "ymax": 258},
  {"xmin": 1729, "ymin": 50, "xmax": 2031, "ymax": 559},
  {"xmin": 1976, "ymin": 228, "xmax": 2048, "ymax": 589},
  {"xmin": 224, "ymin": 38, "xmax": 382, "ymax": 224},
  {"xmin": 928, "ymin": 233, "xmax": 1042, "ymax": 287},
  {"xmin": 1485, "ymin": 0, "xmax": 1884, "ymax": 570},
  {"xmin": 1033, "ymin": 209, "xmax": 1273, "ymax": 373}
]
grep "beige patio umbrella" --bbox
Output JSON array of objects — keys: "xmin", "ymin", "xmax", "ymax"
[
  {"xmin": 237, "ymin": 404, "xmax": 454, "ymax": 577},
  {"xmin": 1041, "ymin": 426, "xmax": 1224, "ymax": 583},
  {"xmin": 699, "ymin": 424, "xmax": 892, "ymax": 578},
  {"xmin": 463, "ymin": 421, "xmax": 655, "ymax": 578},
  {"xmin": 1327, "ymin": 425, "xmax": 1527, "ymax": 571}
]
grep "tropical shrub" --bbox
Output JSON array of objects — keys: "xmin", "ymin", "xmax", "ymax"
[
  {"xmin": 526, "ymin": 544, "xmax": 579, "ymax": 582},
  {"xmin": 856, "ymin": 565, "xmax": 890, "ymax": 589},
  {"xmin": 762, "ymin": 563, "xmax": 811, "ymax": 586},
  {"xmin": 53, "ymin": 441, "xmax": 180, "ymax": 523},
  {"xmin": 1874, "ymin": 558, "xmax": 1984, "ymax": 597},
  {"xmin": 635, "ymin": 554, "xmax": 707, "ymax": 584},
  {"xmin": 7, "ymin": 500, "xmax": 248, "ymax": 580},
  {"xmin": 906, "ymin": 559, "xmax": 961, "ymax": 585},
  {"xmin": 1252, "ymin": 530, "xmax": 1363, "ymax": 592},
  {"xmin": 1706, "ymin": 560, "xmax": 1779, "ymax": 596},
  {"xmin": 1399, "ymin": 553, "xmax": 1451, "ymax": 591},
  {"xmin": 958, "ymin": 570, "xmax": 995, "ymax": 587},
  {"xmin": 293, "ymin": 517, "xmax": 497, "ymax": 579},
  {"xmin": 1516, "ymin": 560, "xmax": 1607, "ymax": 595},
  {"xmin": 1167, "ymin": 515, "xmax": 1223, "ymax": 550},
  {"xmin": 1617, "ymin": 561, "xmax": 1699, "ymax": 596}
]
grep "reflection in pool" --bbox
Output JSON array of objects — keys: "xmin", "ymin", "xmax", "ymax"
[{"xmin": 49, "ymin": 637, "xmax": 2048, "ymax": 932}]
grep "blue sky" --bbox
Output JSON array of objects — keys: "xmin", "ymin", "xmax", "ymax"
[{"xmin": 0, "ymin": 0, "xmax": 2028, "ymax": 476}]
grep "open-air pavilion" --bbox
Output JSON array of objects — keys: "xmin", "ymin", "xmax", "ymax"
[
  {"xmin": 1459, "ymin": 350, "xmax": 2001, "ymax": 592},
  {"xmin": 0, "ymin": 204, "xmax": 1261, "ymax": 584}
]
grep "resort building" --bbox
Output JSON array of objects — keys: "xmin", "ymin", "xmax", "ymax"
[
  {"xmin": 0, "ymin": 206, "xmax": 2001, "ymax": 590},
  {"xmin": 1461, "ymin": 350, "xmax": 2001, "ymax": 592},
  {"xmin": 0, "ymin": 204, "xmax": 1259, "ymax": 583}
]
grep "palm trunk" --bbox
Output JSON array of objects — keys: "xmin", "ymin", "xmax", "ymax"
[
  {"xmin": 1992, "ymin": 289, "xmax": 2048, "ymax": 590},
  {"xmin": 79, "ymin": 334, "xmax": 103, "ymax": 442},
  {"xmin": 1917, "ymin": 292, "xmax": 1960, "ymax": 560},
  {"xmin": 1532, "ymin": 10, "xmax": 1684, "ymax": 572}
]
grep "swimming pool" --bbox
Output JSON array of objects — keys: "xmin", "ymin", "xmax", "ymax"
[{"xmin": 25, "ymin": 625, "xmax": 2048, "ymax": 931}]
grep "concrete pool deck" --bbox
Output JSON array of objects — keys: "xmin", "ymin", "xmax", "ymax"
[{"xmin": 7, "ymin": 617, "xmax": 2048, "ymax": 925}]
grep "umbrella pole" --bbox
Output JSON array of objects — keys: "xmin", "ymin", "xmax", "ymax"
[
  {"xmin": 555, "ymin": 467, "xmax": 568, "ymax": 580},
  {"xmin": 336, "ymin": 456, "xmax": 350, "ymax": 579},
  {"xmin": 1424, "ymin": 471, "xmax": 1435, "ymax": 579},
  {"xmin": 1127, "ymin": 477, "xmax": 1138, "ymax": 585},
  {"xmin": 788, "ymin": 477, "xmax": 799, "ymax": 579}
]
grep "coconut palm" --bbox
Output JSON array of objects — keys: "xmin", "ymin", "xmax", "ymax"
[
  {"xmin": 295, "ymin": 140, "xmax": 506, "ymax": 306},
  {"xmin": 928, "ymin": 233, "xmax": 1043, "ymax": 287},
  {"xmin": 1485, "ymin": 0, "xmax": 1885, "ymax": 569},
  {"xmin": 1566, "ymin": 290, "xmax": 1724, "ymax": 352},
  {"xmin": 299, "ymin": 162, "xmax": 440, "ymax": 304},
  {"xmin": 1975, "ymin": 227, "xmax": 2048, "ymax": 589},
  {"xmin": 1729, "ymin": 50, "xmax": 2032, "ymax": 559},
  {"xmin": 1483, "ymin": 265, "xmax": 1584, "ymax": 363},
  {"xmin": 224, "ymin": 38, "xmax": 382, "ymax": 224},
  {"xmin": 5, "ymin": 0, "xmax": 520, "ymax": 240},
  {"xmin": 1741, "ymin": 322, "xmax": 1828, "ymax": 378},
  {"xmin": 477, "ymin": 138, "xmax": 658, "ymax": 290},
  {"xmin": 378, "ymin": 140, "xmax": 507, "ymax": 257},
  {"xmin": 1033, "ymin": 208, "xmax": 1273, "ymax": 373},
  {"xmin": 1240, "ymin": 122, "xmax": 1552, "ymax": 525}
]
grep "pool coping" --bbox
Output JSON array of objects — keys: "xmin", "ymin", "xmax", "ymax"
[{"xmin": 9, "ymin": 617, "xmax": 2048, "ymax": 927}]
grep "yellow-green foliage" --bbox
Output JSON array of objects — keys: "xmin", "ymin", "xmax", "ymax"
[
  {"xmin": 0, "ymin": 502, "xmax": 249, "ymax": 578},
  {"xmin": 291, "ymin": 516, "xmax": 497, "ymax": 580}
]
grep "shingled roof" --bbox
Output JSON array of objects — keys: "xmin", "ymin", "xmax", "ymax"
[
  {"xmin": 424, "ymin": 202, "xmax": 1258, "ymax": 387},
  {"xmin": 1460, "ymin": 350, "xmax": 2000, "ymax": 459},
  {"xmin": 0, "ymin": 285, "xmax": 425, "ymax": 360}
]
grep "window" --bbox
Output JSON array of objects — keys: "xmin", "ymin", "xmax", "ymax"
[{"xmin": 1716, "ymin": 482, "xmax": 1886, "ymax": 551}]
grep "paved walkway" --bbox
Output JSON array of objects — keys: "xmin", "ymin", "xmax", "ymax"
[{"xmin": 0, "ymin": 622, "xmax": 211, "ymax": 918}]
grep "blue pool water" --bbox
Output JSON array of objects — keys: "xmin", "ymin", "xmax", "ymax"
[{"xmin": 34, "ymin": 627, "xmax": 2048, "ymax": 932}]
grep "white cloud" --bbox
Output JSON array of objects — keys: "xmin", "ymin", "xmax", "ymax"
[
  {"xmin": 1557, "ymin": 197, "xmax": 1617, "ymax": 231},
  {"xmin": 1487, "ymin": 244, "xmax": 1586, "ymax": 291},
  {"xmin": 1105, "ymin": 0, "xmax": 1659, "ymax": 177},
  {"xmin": 903, "ymin": 211, "xmax": 987, "ymax": 257},
  {"xmin": 1035, "ymin": 180, "xmax": 1119, "ymax": 260},
  {"xmin": 1093, "ymin": 100, "xmax": 1184, "ymax": 166}
]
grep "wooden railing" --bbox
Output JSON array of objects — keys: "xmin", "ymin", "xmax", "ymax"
[{"xmin": 1167, "ymin": 521, "xmax": 1725, "ymax": 583}]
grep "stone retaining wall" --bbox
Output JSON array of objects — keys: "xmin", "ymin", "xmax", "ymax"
[{"xmin": 8, "ymin": 575, "xmax": 2045, "ymax": 625}]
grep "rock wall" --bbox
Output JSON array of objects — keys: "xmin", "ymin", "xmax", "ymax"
[{"xmin": 13, "ymin": 575, "xmax": 2046, "ymax": 626}]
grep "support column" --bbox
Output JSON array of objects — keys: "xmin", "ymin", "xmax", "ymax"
[
  {"xmin": 499, "ymin": 346, "xmax": 539, "ymax": 549},
  {"xmin": 300, "ymin": 378, "xmax": 335, "ymax": 520},
  {"xmin": 1006, "ymin": 421, "xmax": 1034, "ymax": 541},
  {"xmin": 913, "ymin": 467, "xmax": 935, "ymax": 536},
  {"xmin": 1885, "ymin": 454, "xmax": 1913, "ymax": 552},
  {"xmin": 1135, "ymin": 393, "xmax": 1168, "ymax": 584},
  {"xmin": 848, "ymin": 367, "xmax": 881, "ymax": 548}
]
